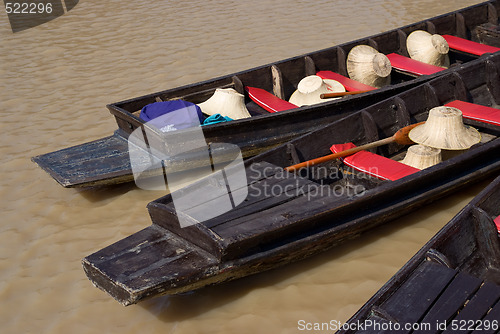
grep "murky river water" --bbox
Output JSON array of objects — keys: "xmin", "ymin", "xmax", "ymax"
[{"xmin": 0, "ymin": 0, "xmax": 494, "ymax": 333}]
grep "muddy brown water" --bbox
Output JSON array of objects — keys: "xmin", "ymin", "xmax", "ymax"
[{"xmin": 0, "ymin": 1, "xmax": 493, "ymax": 333}]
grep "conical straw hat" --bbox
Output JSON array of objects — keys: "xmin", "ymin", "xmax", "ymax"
[
  {"xmin": 407, "ymin": 30, "xmax": 450, "ymax": 68},
  {"xmin": 401, "ymin": 144, "xmax": 442, "ymax": 169},
  {"xmin": 289, "ymin": 75, "xmax": 345, "ymax": 106},
  {"xmin": 197, "ymin": 88, "xmax": 251, "ymax": 120},
  {"xmin": 347, "ymin": 45, "xmax": 392, "ymax": 88},
  {"xmin": 409, "ymin": 106, "xmax": 481, "ymax": 150}
]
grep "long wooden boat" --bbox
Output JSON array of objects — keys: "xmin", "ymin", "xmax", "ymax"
[
  {"xmin": 33, "ymin": 1, "xmax": 500, "ymax": 188},
  {"xmin": 82, "ymin": 52, "xmax": 500, "ymax": 305},
  {"xmin": 336, "ymin": 175, "xmax": 500, "ymax": 334}
]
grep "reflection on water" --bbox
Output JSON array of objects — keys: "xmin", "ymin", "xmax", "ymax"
[{"xmin": 0, "ymin": 0, "xmax": 489, "ymax": 333}]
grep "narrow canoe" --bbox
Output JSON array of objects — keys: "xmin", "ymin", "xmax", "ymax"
[
  {"xmin": 34, "ymin": 1, "xmax": 500, "ymax": 188},
  {"xmin": 336, "ymin": 175, "xmax": 500, "ymax": 334},
  {"xmin": 82, "ymin": 51, "xmax": 500, "ymax": 305}
]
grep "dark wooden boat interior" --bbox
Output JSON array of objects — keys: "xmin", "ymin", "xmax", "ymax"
[
  {"xmin": 337, "ymin": 176, "xmax": 500, "ymax": 334},
  {"xmin": 83, "ymin": 53, "xmax": 500, "ymax": 306},
  {"xmin": 34, "ymin": 1, "xmax": 500, "ymax": 188}
]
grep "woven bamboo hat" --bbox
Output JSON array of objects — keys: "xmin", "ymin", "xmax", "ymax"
[
  {"xmin": 407, "ymin": 30, "xmax": 450, "ymax": 68},
  {"xmin": 347, "ymin": 45, "xmax": 392, "ymax": 88},
  {"xmin": 409, "ymin": 106, "xmax": 481, "ymax": 150},
  {"xmin": 401, "ymin": 144, "xmax": 442, "ymax": 169},
  {"xmin": 289, "ymin": 75, "xmax": 345, "ymax": 106},
  {"xmin": 197, "ymin": 88, "xmax": 251, "ymax": 120}
]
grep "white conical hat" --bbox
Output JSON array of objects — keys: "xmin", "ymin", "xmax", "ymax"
[
  {"xmin": 401, "ymin": 144, "xmax": 442, "ymax": 169},
  {"xmin": 407, "ymin": 30, "xmax": 450, "ymax": 68},
  {"xmin": 197, "ymin": 88, "xmax": 251, "ymax": 120},
  {"xmin": 347, "ymin": 45, "xmax": 392, "ymax": 88},
  {"xmin": 289, "ymin": 75, "xmax": 345, "ymax": 106},
  {"xmin": 409, "ymin": 106, "xmax": 481, "ymax": 150}
]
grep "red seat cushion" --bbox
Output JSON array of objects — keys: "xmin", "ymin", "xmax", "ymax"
[
  {"xmin": 330, "ymin": 143, "xmax": 419, "ymax": 181},
  {"xmin": 316, "ymin": 71, "xmax": 377, "ymax": 92},
  {"xmin": 445, "ymin": 100, "xmax": 500, "ymax": 126},
  {"xmin": 386, "ymin": 53, "xmax": 445, "ymax": 76},
  {"xmin": 443, "ymin": 35, "xmax": 500, "ymax": 56},
  {"xmin": 494, "ymin": 215, "xmax": 500, "ymax": 233},
  {"xmin": 245, "ymin": 86, "xmax": 298, "ymax": 113}
]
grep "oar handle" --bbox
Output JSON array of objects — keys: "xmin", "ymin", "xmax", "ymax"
[
  {"xmin": 284, "ymin": 137, "xmax": 394, "ymax": 172},
  {"xmin": 320, "ymin": 90, "xmax": 372, "ymax": 99}
]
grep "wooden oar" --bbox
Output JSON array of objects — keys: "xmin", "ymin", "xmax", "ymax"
[
  {"xmin": 284, "ymin": 122, "xmax": 424, "ymax": 172},
  {"xmin": 320, "ymin": 90, "xmax": 372, "ymax": 99}
]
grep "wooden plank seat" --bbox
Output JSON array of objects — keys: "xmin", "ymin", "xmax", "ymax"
[
  {"xmin": 245, "ymin": 86, "xmax": 298, "ymax": 113},
  {"xmin": 316, "ymin": 70, "xmax": 377, "ymax": 91},
  {"xmin": 330, "ymin": 143, "xmax": 419, "ymax": 181},
  {"xmin": 445, "ymin": 100, "xmax": 500, "ymax": 127},
  {"xmin": 443, "ymin": 35, "xmax": 500, "ymax": 56},
  {"xmin": 386, "ymin": 53, "xmax": 445, "ymax": 76},
  {"xmin": 412, "ymin": 272, "xmax": 483, "ymax": 334},
  {"xmin": 379, "ymin": 261, "xmax": 458, "ymax": 331},
  {"xmin": 441, "ymin": 282, "xmax": 500, "ymax": 334},
  {"xmin": 150, "ymin": 162, "xmax": 342, "ymax": 261},
  {"xmin": 471, "ymin": 299, "xmax": 500, "ymax": 334},
  {"xmin": 371, "ymin": 260, "xmax": 500, "ymax": 334}
]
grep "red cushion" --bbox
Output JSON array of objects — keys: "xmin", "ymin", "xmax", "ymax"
[
  {"xmin": 443, "ymin": 35, "xmax": 500, "ymax": 56},
  {"xmin": 445, "ymin": 100, "xmax": 500, "ymax": 126},
  {"xmin": 386, "ymin": 53, "xmax": 444, "ymax": 76},
  {"xmin": 494, "ymin": 215, "xmax": 500, "ymax": 233},
  {"xmin": 330, "ymin": 143, "xmax": 419, "ymax": 181},
  {"xmin": 316, "ymin": 71, "xmax": 377, "ymax": 92},
  {"xmin": 245, "ymin": 86, "xmax": 298, "ymax": 113}
]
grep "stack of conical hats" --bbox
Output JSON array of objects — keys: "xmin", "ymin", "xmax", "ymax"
[{"xmin": 401, "ymin": 106, "xmax": 481, "ymax": 169}]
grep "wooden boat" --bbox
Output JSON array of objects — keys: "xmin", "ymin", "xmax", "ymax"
[
  {"xmin": 33, "ymin": 1, "xmax": 500, "ymax": 188},
  {"xmin": 82, "ymin": 52, "xmax": 500, "ymax": 305},
  {"xmin": 336, "ymin": 176, "xmax": 500, "ymax": 334}
]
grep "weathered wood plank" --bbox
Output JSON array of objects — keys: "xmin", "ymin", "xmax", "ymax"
[
  {"xmin": 442, "ymin": 282, "xmax": 500, "ymax": 334},
  {"xmin": 413, "ymin": 272, "xmax": 483, "ymax": 334},
  {"xmin": 379, "ymin": 261, "xmax": 457, "ymax": 324},
  {"xmin": 470, "ymin": 300, "xmax": 500, "ymax": 334},
  {"xmin": 32, "ymin": 133, "xmax": 133, "ymax": 187}
]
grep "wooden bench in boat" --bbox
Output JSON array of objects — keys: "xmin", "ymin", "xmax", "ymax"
[
  {"xmin": 386, "ymin": 53, "xmax": 445, "ymax": 76},
  {"xmin": 443, "ymin": 34, "xmax": 500, "ymax": 56},
  {"xmin": 363, "ymin": 260, "xmax": 500, "ymax": 334},
  {"xmin": 148, "ymin": 161, "xmax": 346, "ymax": 261},
  {"xmin": 331, "ymin": 143, "xmax": 420, "ymax": 181},
  {"xmin": 245, "ymin": 86, "xmax": 298, "ymax": 113},
  {"xmin": 445, "ymin": 100, "xmax": 500, "ymax": 126}
]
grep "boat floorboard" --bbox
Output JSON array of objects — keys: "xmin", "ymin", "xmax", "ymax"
[{"xmin": 367, "ymin": 260, "xmax": 500, "ymax": 334}]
